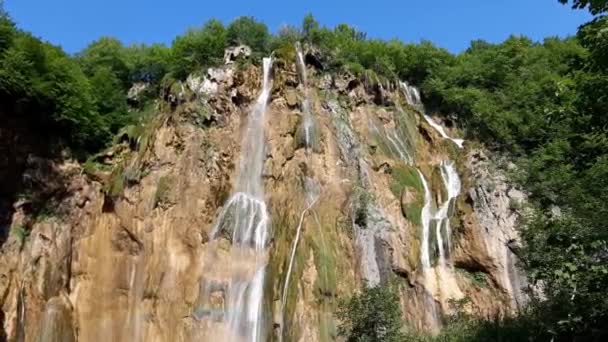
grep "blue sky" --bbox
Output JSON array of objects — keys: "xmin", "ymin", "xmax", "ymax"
[{"xmin": 5, "ymin": 0, "xmax": 592, "ymax": 54}]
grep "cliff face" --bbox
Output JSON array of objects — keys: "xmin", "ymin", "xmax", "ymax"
[{"xmin": 0, "ymin": 47, "xmax": 527, "ymax": 341}]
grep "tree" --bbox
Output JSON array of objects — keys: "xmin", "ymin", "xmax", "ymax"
[
  {"xmin": 170, "ymin": 19, "xmax": 226, "ymax": 79},
  {"xmin": 226, "ymin": 16, "xmax": 270, "ymax": 54},
  {"xmin": 302, "ymin": 13, "xmax": 319, "ymax": 42},
  {"xmin": 559, "ymin": 0, "xmax": 608, "ymax": 15},
  {"xmin": 336, "ymin": 286, "xmax": 405, "ymax": 342},
  {"xmin": 124, "ymin": 43, "xmax": 171, "ymax": 83},
  {"xmin": 78, "ymin": 37, "xmax": 129, "ymax": 87},
  {"xmin": 0, "ymin": 1, "xmax": 14, "ymax": 53}
]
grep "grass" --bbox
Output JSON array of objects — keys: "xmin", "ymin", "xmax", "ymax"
[
  {"xmin": 390, "ymin": 165, "xmax": 424, "ymax": 227},
  {"xmin": 310, "ymin": 224, "xmax": 338, "ymax": 297},
  {"xmin": 11, "ymin": 225, "xmax": 29, "ymax": 245},
  {"xmin": 104, "ymin": 163, "xmax": 126, "ymax": 199},
  {"xmin": 456, "ymin": 268, "xmax": 489, "ymax": 288},
  {"xmin": 154, "ymin": 176, "xmax": 173, "ymax": 208},
  {"xmin": 318, "ymin": 310, "xmax": 338, "ymax": 342}
]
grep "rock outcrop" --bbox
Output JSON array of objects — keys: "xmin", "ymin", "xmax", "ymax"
[{"xmin": 0, "ymin": 47, "xmax": 527, "ymax": 341}]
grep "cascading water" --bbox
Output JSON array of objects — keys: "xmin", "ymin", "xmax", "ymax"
[
  {"xmin": 277, "ymin": 44, "xmax": 322, "ymax": 341},
  {"xmin": 368, "ymin": 117, "xmax": 413, "ymax": 164},
  {"xmin": 206, "ymin": 57, "xmax": 273, "ymax": 342},
  {"xmin": 399, "ymin": 81, "xmax": 464, "ymax": 148},
  {"xmin": 296, "ymin": 42, "xmax": 315, "ymax": 149},
  {"xmin": 436, "ymin": 161, "xmax": 461, "ymax": 263},
  {"xmin": 417, "ymin": 161, "xmax": 461, "ymax": 269},
  {"xmin": 417, "ymin": 170, "xmax": 441, "ymax": 329},
  {"xmin": 418, "ymin": 170, "xmax": 434, "ymax": 270}
]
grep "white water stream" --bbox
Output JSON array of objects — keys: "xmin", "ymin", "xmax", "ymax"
[
  {"xmin": 399, "ymin": 81, "xmax": 464, "ymax": 148},
  {"xmin": 207, "ymin": 57, "xmax": 273, "ymax": 342}
]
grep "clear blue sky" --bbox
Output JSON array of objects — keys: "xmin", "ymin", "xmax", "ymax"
[{"xmin": 5, "ymin": 0, "xmax": 592, "ymax": 54}]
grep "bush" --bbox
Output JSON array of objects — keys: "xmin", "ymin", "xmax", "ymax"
[{"xmin": 336, "ymin": 285, "xmax": 405, "ymax": 342}]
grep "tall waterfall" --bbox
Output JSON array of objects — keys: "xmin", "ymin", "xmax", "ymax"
[
  {"xmin": 399, "ymin": 81, "xmax": 464, "ymax": 148},
  {"xmin": 278, "ymin": 43, "xmax": 321, "ymax": 340},
  {"xmin": 208, "ymin": 57, "xmax": 273, "ymax": 342}
]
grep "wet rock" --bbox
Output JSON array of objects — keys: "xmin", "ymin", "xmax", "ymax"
[{"xmin": 37, "ymin": 295, "xmax": 76, "ymax": 342}]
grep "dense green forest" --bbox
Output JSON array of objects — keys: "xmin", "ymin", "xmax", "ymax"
[{"xmin": 1, "ymin": 0, "xmax": 607, "ymax": 340}]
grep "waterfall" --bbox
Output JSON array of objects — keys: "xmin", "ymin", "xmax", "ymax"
[
  {"xmin": 208, "ymin": 57, "xmax": 273, "ymax": 342},
  {"xmin": 368, "ymin": 117, "xmax": 413, "ymax": 164},
  {"xmin": 399, "ymin": 81, "xmax": 464, "ymax": 148},
  {"xmin": 295, "ymin": 42, "xmax": 315, "ymax": 149},
  {"xmin": 435, "ymin": 161, "xmax": 462, "ymax": 265},
  {"xmin": 417, "ymin": 162, "xmax": 461, "ymax": 329},
  {"xmin": 278, "ymin": 44, "xmax": 322, "ymax": 341},
  {"xmin": 418, "ymin": 170, "xmax": 434, "ymax": 270},
  {"xmin": 417, "ymin": 161, "xmax": 461, "ymax": 269}
]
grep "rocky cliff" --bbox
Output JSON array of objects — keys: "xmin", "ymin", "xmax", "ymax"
[{"xmin": 0, "ymin": 46, "xmax": 527, "ymax": 342}]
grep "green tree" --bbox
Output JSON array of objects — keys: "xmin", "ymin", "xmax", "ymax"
[
  {"xmin": 78, "ymin": 37, "xmax": 129, "ymax": 87},
  {"xmin": 226, "ymin": 16, "xmax": 270, "ymax": 54},
  {"xmin": 336, "ymin": 286, "xmax": 405, "ymax": 342},
  {"xmin": 0, "ymin": 2, "xmax": 14, "ymax": 53},
  {"xmin": 170, "ymin": 19, "xmax": 226, "ymax": 79},
  {"xmin": 88, "ymin": 66, "xmax": 129, "ymax": 133},
  {"xmin": 124, "ymin": 43, "xmax": 171, "ymax": 83},
  {"xmin": 559, "ymin": 0, "xmax": 608, "ymax": 14},
  {"xmin": 302, "ymin": 13, "xmax": 319, "ymax": 42}
]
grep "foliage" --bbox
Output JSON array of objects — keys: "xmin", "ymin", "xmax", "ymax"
[
  {"xmin": 226, "ymin": 16, "xmax": 270, "ymax": 55},
  {"xmin": 519, "ymin": 213, "xmax": 608, "ymax": 340},
  {"xmin": 170, "ymin": 19, "xmax": 226, "ymax": 79},
  {"xmin": 559, "ymin": 0, "xmax": 608, "ymax": 14},
  {"xmin": 336, "ymin": 285, "xmax": 405, "ymax": 342}
]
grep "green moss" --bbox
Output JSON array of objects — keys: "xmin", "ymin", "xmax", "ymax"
[
  {"xmin": 83, "ymin": 159, "xmax": 110, "ymax": 178},
  {"xmin": 274, "ymin": 43, "xmax": 296, "ymax": 63},
  {"xmin": 456, "ymin": 268, "xmax": 489, "ymax": 288},
  {"xmin": 390, "ymin": 165, "xmax": 423, "ymax": 196},
  {"xmin": 311, "ymin": 225, "xmax": 338, "ymax": 297},
  {"xmin": 318, "ymin": 310, "xmax": 338, "ymax": 342},
  {"xmin": 394, "ymin": 108, "xmax": 419, "ymax": 156},
  {"xmin": 344, "ymin": 62, "xmax": 364, "ymax": 77},
  {"xmin": 104, "ymin": 163, "xmax": 126, "ymax": 199},
  {"xmin": 403, "ymin": 202, "xmax": 422, "ymax": 228},
  {"xmin": 154, "ymin": 176, "xmax": 173, "ymax": 208},
  {"xmin": 390, "ymin": 165, "xmax": 424, "ymax": 226},
  {"xmin": 266, "ymin": 204, "xmax": 306, "ymax": 342},
  {"xmin": 11, "ymin": 225, "xmax": 28, "ymax": 245}
]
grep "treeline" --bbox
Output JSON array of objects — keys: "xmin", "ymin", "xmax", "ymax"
[{"xmin": 0, "ymin": 12, "xmax": 280, "ymax": 154}]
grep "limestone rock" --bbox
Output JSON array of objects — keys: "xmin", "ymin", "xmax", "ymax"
[
  {"xmin": 285, "ymin": 88, "xmax": 298, "ymax": 108},
  {"xmin": 223, "ymin": 45, "xmax": 252, "ymax": 64},
  {"xmin": 127, "ymin": 82, "xmax": 150, "ymax": 104}
]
